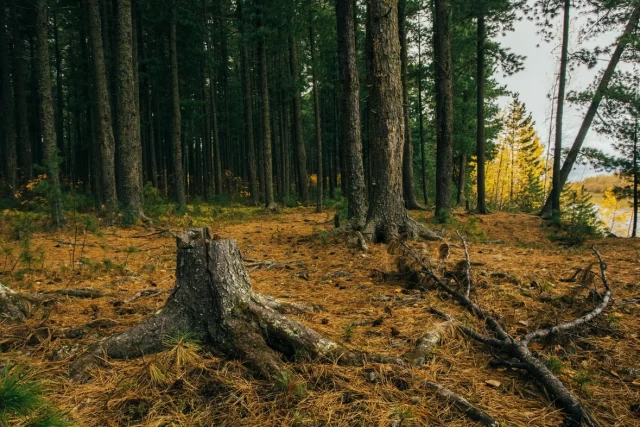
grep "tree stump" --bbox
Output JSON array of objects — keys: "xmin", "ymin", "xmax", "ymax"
[{"xmin": 70, "ymin": 228, "xmax": 402, "ymax": 381}]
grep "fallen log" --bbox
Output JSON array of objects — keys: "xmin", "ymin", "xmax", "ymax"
[{"xmin": 70, "ymin": 228, "xmax": 407, "ymax": 382}]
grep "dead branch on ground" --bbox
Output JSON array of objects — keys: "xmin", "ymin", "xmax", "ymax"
[{"xmin": 390, "ymin": 237, "xmax": 612, "ymax": 427}]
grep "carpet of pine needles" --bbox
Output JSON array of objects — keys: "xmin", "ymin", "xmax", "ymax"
[{"xmin": 0, "ymin": 206, "xmax": 639, "ymax": 426}]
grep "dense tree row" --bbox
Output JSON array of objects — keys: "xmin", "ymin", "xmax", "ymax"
[{"xmin": 0, "ymin": 0, "xmax": 638, "ymax": 237}]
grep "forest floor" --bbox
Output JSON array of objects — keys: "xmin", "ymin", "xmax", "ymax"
[{"xmin": 0, "ymin": 206, "xmax": 639, "ymax": 426}]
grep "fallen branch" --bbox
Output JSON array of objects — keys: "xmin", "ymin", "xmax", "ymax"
[
  {"xmin": 46, "ymin": 288, "xmax": 107, "ymax": 299},
  {"xmin": 391, "ymin": 238, "xmax": 611, "ymax": 426},
  {"xmin": 424, "ymin": 381, "xmax": 499, "ymax": 427}
]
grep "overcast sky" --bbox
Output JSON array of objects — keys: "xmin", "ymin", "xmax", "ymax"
[{"xmin": 495, "ymin": 9, "xmax": 628, "ymax": 180}]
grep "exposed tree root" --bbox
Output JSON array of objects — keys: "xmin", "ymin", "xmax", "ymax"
[
  {"xmin": 391, "ymin": 238, "xmax": 612, "ymax": 426},
  {"xmin": 69, "ymin": 228, "xmax": 413, "ymax": 382},
  {"xmin": 243, "ymin": 258, "xmax": 305, "ymax": 272},
  {"xmin": 401, "ymin": 323, "xmax": 449, "ymax": 365},
  {"xmin": 363, "ymin": 215, "xmax": 441, "ymax": 244},
  {"xmin": 46, "ymin": 288, "xmax": 107, "ymax": 299},
  {"xmin": 424, "ymin": 381, "xmax": 499, "ymax": 426},
  {"xmin": 264, "ymin": 202, "xmax": 280, "ymax": 214},
  {"xmin": 0, "ymin": 284, "xmax": 54, "ymax": 322}
]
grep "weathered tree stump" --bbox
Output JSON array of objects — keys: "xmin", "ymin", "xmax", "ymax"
[{"xmin": 70, "ymin": 228, "xmax": 402, "ymax": 381}]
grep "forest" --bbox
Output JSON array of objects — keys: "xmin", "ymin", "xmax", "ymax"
[{"xmin": 0, "ymin": 0, "xmax": 639, "ymax": 426}]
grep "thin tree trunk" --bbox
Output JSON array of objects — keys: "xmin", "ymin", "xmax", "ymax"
[
  {"xmin": 290, "ymin": 35, "xmax": 309, "ymax": 202},
  {"xmin": 434, "ymin": 0, "xmax": 453, "ymax": 217},
  {"xmin": 337, "ymin": 0, "xmax": 367, "ymax": 226},
  {"xmin": 258, "ymin": 1, "xmax": 278, "ymax": 212},
  {"xmin": 169, "ymin": 6, "xmax": 186, "ymax": 209},
  {"xmin": 550, "ymin": 0, "xmax": 570, "ymax": 215},
  {"xmin": 0, "ymin": 0, "xmax": 17, "ymax": 194},
  {"xmin": 115, "ymin": 0, "xmax": 146, "ymax": 220},
  {"xmin": 476, "ymin": 12, "xmax": 487, "ymax": 213},
  {"xmin": 541, "ymin": 3, "xmax": 640, "ymax": 217},
  {"xmin": 238, "ymin": 0, "xmax": 258, "ymax": 205},
  {"xmin": 87, "ymin": 0, "xmax": 118, "ymax": 214},
  {"xmin": 417, "ymin": 17, "xmax": 427, "ymax": 207},
  {"xmin": 35, "ymin": 0, "xmax": 66, "ymax": 227},
  {"xmin": 11, "ymin": 4, "xmax": 32, "ymax": 183},
  {"xmin": 53, "ymin": 10, "xmax": 65, "ymax": 166},
  {"xmin": 310, "ymin": 26, "xmax": 323, "ymax": 213},
  {"xmin": 399, "ymin": 0, "xmax": 421, "ymax": 210},
  {"xmin": 634, "ymin": 119, "xmax": 638, "ymax": 238}
]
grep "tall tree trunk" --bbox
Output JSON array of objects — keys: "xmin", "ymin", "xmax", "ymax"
[
  {"xmin": 238, "ymin": 0, "xmax": 258, "ymax": 206},
  {"xmin": 289, "ymin": 35, "xmax": 309, "ymax": 202},
  {"xmin": 433, "ymin": 0, "xmax": 453, "ymax": 218},
  {"xmin": 634, "ymin": 119, "xmax": 638, "ymax": 238},
  {"xmin": 35, "ymin": 0, "xmax": 66, "ymax": 227},
  {"xmin": 258, "ymin": 1, "xmax": 278, "ymax": 212},
  {"xmin": 11, "ymin": 4, "xmax": 32, "ymax": 183},
  {"xmin": 540, "ymin": 3, "xmax": 640, "ymax": 217},
  {"xmin": 336, "ymin": 0, "xmax": 367, "ymax": 225},
  {"xmin": 399, "ymin": 0, "xmax": 421, "ymax": 210},
  {"xmin": 0, "ymin": 0, "xmax": 17, "ymax": 195},
  {"xmin": 310, "ymin": 26, "xmax": 323, "ymax": 213},
  {"xmin": 476, "ymin": 12, "xmax": 488, "ymax": 214},
  {"xmin": 210, "ymin": 71, "xmax": 223, "ymax": 196},
  {"xmin": 115, "ymin": 0, "xmax": 145, "ymax": 220},
  {"xmin": 363, "ymin": 0, "xmax": 437, "ymax": 243},
  {"xmin": 417, "ymin": 19, "xmax": 427, "ymax": 207},
  {"xmin": 87, "ymin": 0, "xmax": 118, "ymax": 214},
  {"xmin": 169, "ymin": 6, "xmax": 186, "ymax": 209},
  {"xmin": 53, "ymin": 10, "xmax": 65, "ymax": 167},
  {"xmin": 550, "ymin": 0, "xmax": 570, "ymax": 215}
]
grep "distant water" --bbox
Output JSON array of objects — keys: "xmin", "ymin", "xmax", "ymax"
[{"xmin": 594, "ymin": 204, "xmax": 634, "ymax": 237}]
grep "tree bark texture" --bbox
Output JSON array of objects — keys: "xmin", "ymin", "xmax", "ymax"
[
  {"xmin": 310, "ymin": 26, "xmax": 323, "ymax": 213},
  {"xmin": 87, "ymin": 0, "xmax": 118, "ymax": 214},
  {"xmin": 434, "ymin": 0, "xmax": 453, "ymax": 217},
  {"xmin": 115, "ymin": 0, "xmax": 145, "ymax": 219},
  {"xmin": 258, "ymin": 4, "xmax": 278, "ymax": 212},
  {"xmin": 169, "ymin": 7, "xmax": 186, "ymax": 209},
  {"xmin": 363, "ymin": 0, "xmax": 438, "ymax": 243},
  {"xmin": 35, "ymin": 0, "xmax": 66, "ymax": 227},
  {"xmin": 1, "ymin": 0, "xmax": 17, "ymax": 194},
  {"xmin": 11, "ymin": 3, "xmax": 32, "ymax": 183},
  {"xmin": 238, "ymin": 1, "xmax": 258, "ymax": 206},
  {"xmin": 289, "ymin": 35, "xmax": 309, "ymax": 203},
  {"xmin": 337, "ymin": 0, "xmax": 367, "ymax": 226}
]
